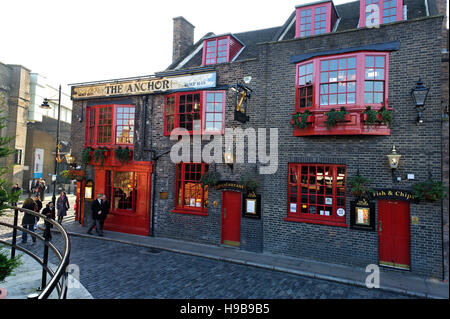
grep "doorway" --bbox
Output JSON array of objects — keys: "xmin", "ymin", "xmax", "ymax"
[{"xmin": 221, "ymin": 191, "xmax": 242, "ymax": 247}]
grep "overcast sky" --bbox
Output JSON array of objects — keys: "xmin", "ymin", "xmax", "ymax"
[{"xmin": 1, "ymin": 0, "xmax": 447, "ymax": 93}]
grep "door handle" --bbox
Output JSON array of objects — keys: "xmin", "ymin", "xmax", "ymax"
[
  {"xmin": 224, "ymin": 208, "xmax": 227, "ymax": 219},
  {"xmin": 379, "ymin": 221, "xmax": 382, "ymax": 232}
]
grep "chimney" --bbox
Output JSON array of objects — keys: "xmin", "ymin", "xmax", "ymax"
[{"xmin": 172, "ymin": 16, "xmax": 195, "ymax": 64}]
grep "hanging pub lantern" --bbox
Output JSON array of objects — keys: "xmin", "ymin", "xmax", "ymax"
[
  {"xmin": 230, "ymin": 81, "xmax": 252, "ymax": 123},
  {"xmin": 410, "ymin": 78, "xmax": 430, "ymax": 124}
]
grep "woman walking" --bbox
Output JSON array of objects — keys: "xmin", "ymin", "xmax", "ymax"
[{"xmin": 56, "ymin": 191, "xmax": 70, "ymax": 224}]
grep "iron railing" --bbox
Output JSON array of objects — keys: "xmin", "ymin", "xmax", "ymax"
[{"xmin": 0, "ymin": 205, "xmax": 71, "ymax": 299}]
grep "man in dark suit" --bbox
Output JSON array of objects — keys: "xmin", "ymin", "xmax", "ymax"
[{"xmin": 87, "ymin": 193, "xmax": 108, "ymax": 237}]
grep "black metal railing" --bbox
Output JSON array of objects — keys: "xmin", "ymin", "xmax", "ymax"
[{"xmin": 0, "ymin": 205, "xmax": 71, "ymax": 299}]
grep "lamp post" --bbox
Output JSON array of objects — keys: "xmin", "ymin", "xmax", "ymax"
[{"xmin": 40, "ymin": 85, "xmax": 62, "ymax": 207}]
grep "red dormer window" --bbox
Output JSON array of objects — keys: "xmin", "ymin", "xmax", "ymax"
[
  {"xmin": 360, "ymin": 0, "xmax": 403, "ymax": 28},
  {"xmin": 202, "ymin": 35, "xmax": 243, "ymax": 65},
  {"xmin": 295, "ymin": 1, "xmax": 338, "ymax": 38}
]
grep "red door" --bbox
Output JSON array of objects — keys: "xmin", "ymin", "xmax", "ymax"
[
  {"xmin": 221, "ymin": 191, "xmax": 241, "ymax": 247},
  {"xmin": 378, "ymin": 200, "xmax": 410, "ymax": 269}
]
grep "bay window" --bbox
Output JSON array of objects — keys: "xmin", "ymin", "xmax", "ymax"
[
  {"xmin": 85, "ymin": 104, "xmax": 135, "ymax": 147},
  {"xmin": 296, "ymin": 52, "xmax": 388, "ymax": 111},
  {"xmin": 164, "ymin": 91, "xmax": 226, "ymax": 135},
  {"xmin": 174, "ymin": 163, "xmax": 209, "ymax": 215},
  {"xmin": 286, "ymin": 163, "xmax": 347, "ymax": 226}
]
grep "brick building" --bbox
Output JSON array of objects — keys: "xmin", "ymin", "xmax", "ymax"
[{"xmin": 70, "ymin": 0, "xmax": 448, "ymax": 280}]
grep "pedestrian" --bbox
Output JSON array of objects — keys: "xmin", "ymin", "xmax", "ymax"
[
  {"xmin": 42, "ymin": 201, "xmax": 55, "ymax": 240},
  {"xmin": 56, "ymin": 191, "xmax": 70, "ymax": 224},
  {"xmin": 32, "ymin": 194, "xmax": 43, "ymax": 231},
  {"xmin": 10, "ymin": 183, "xmax": 22, "ymax": 207},
  {"xmin": 21, "ymin": 197, "xmax": 37, "ymax": 244},
  {"xmin": 38, "ymin": 180, "xmax": 46, "ymax": 202},
  {"xmin": 87, "ymin": 193, "xmax": 108, "ymax": 237}
]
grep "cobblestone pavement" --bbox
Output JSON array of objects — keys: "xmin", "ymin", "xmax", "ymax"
[{"xmin": 1, "ymin": 208, "xmax": 414, "ymax": 299}]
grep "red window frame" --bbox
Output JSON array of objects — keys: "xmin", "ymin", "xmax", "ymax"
[
  {"xmin": 115, "ymin": 106, "xmax": 135, "ymax": 145},
  {"xmin": 84, "ymin": 104, "xmax": 135, "ymax": 147},
  {"xmin": 295, "ymin": 2, "xmax": 333, "ymax": 38},
  {"xmin": 164, "ymin": 90, "xmax": 226, "ymax": 136},
  {"xmin": 360, "ymin": 0, "xmax": 403, "ymax": 28},
  {"xmin": 295, "ymin": 51, "xmax": 389, "ymax": 112},
  {"xmin": 286, "ymin": 163, "xmax": 347, "ymax": 227},
  {"xmin": 296, "ymin": 62, "xmax": 314, "ymax": 110},
  {"xmin": 203, "ymin": 36, "xmax": 230, "ymax": 65},
  {"xmin": 172, "ymin": 163, "xmax": 209, "ymax": 216}
]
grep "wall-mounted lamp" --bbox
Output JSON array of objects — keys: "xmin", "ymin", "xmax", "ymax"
[
  {"xmin": 387, "ymin": 144, "xmax": 402, "ymax": 182},
  {"xmin": 223, "ymin": 145, "xmax": 235, "ymax": 173},
  {"xmin": 65, "ymin": 149, "xmax": 77, "ymax": 168},
  {"xmin": 411, "ymin": 78, "xmax": 430, "ymax": 124}
]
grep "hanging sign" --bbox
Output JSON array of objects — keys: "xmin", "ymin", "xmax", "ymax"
[
  {"xmin": 71, "ymin": 72, "xmax": 217, "ymax": 100},
  {"xmin": 350, "ymin": 198, "xmax": 375, "ymax": 231}
]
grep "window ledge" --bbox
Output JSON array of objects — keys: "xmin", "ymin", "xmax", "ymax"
[
  {"xmin": 171, "ymin": 208, "xmax": 208, "ymax": 216},
  {"xmin": 284, "ymin": 216, "xmax": 348, "ymax": 228}
]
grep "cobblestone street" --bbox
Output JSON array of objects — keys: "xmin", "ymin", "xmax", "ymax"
[{"xmin": 1, "ymin": 207, "xmax": 414, "ymax": 299}]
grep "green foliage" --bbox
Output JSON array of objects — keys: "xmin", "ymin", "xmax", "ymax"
[
  {"xmin": 82, "ymin": 147, "xmax": 94, "ymax": 165},
  {"xmin": 114, "ymin": 146, "xmax": 131, "ymax": 164},
  {"xmin": 362, "ymin": 106, "xmax": 379, "ymax": 128},
  {"xmin": 349, "ymin": 174, "xmax": 373, "ymax": 198},
  {"xmin": 200, "ymin": 171, "xmax": 221, "ymax": 188},
  {"xmin": 325, "ymin": 107, "xmax": 348, "ymax": 129},
  {"xmin": 240, "ymin": 176, "xmax": 258, "ymax": 193},
  {"xmin": 94, "ymin": 147, "xmax": 109, "ymax": 167},
  {"xmin": 378, "ymin": 106, "xmax": 392, "ymax": 128},
  {"xmin": 0, "ymin": 246, "xmax": 22, "ymax": 282},
  {"xmin": 291, "ymin": 110, "xmax": 312, "ymax": 130},
  {"xmin": 412, "ymin": 180, "xmax": 448, "ymax": 202}
]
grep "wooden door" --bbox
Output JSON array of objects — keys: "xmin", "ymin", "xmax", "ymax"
[
  {"xmin": 221, "ymin": 191, "xmax": 242, "ymax": 247},
  {"xmin": 378, "ymin": 200, "xmax": 410, "ymax": 269}
]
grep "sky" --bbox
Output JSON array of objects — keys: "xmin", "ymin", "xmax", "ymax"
[{"xmin": 0, "ymin": 0, "xmax": 447, "ymax": 93}]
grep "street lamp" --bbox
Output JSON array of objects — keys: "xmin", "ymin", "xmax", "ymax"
[
  {"xmin": 40, "ymin": 85, "xmax": 62, "ymax": 207},
  {"xmin": 386, "ymin": 144, "xmax": 402, "ymax": 182}
]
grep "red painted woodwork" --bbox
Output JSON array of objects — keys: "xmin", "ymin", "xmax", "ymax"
[
  {"xmin": 285, "ymin": 163, "xmax": 347, "ymax": 226},
  {"xmin": 378, "ymin": 200, "xmax": 410, "ymax": 269},
  {"xmin": 293, "ymin": 51, "xmax": 391, "ymax": 136},
  {"xmin": 93, "ymin": 161, "xmax": 153, "ymax": 236},
  {"xmin": 202, "ymin": 35, "xmax": 243, "ymax": 65},
  {"xmin": 221, "ymin": 191, "xmax": 242, "ymax": 246},
  {"xmin": 359, "ymin": 0, "xmax": 404, "ymax": 28},
  {"xmin": 75, "ymin": 180, "xmax": 85, "ymax": 226},
  {"xmin": 295, "ymin": 1, "xmax": 336, "ymax": 38}
]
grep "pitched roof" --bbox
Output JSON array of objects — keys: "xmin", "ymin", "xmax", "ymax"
[{"xmin": 167, "ymin": 0, "xmax": 434, "ymax": 71}]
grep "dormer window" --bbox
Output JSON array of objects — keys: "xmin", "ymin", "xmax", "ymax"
[
  {"xmin": 202, "ymin": 35, "xmax": 243, "ymax": 65},
  {"xmin": 295, "ymin": 1, "xmax": 338, "ymax": 38},
  {"xmin": 360, "ymin": 0, "xmax": 403, "ymax": 28}
]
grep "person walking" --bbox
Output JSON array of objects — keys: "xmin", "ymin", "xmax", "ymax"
[
  {"xmin": 32, "ymin": 194, "xmax": 43, "ymax": 231},
  {"xmin": 56, "ymin": 191, "xmax": 70, "ymax": 224},
  {"xmin": 21, "ymin": 198, "xmax": 37, "ymax": 244},
  {"xmin": 38, "ymin": 180, "xmax": 46, "ymax": 202},
  {"xmin": 87, "ymin": 193, "xmax": 108, "ymax": 237},
  {"xmin": 42, "ymin": 201, "xmax": 55, "ymax": 241},
  {"xmin": 10, "ymin": 183, "xmax": 22, "ymax": 208}
]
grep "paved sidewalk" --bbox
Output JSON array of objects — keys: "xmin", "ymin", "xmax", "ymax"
[{"xmin": 50, "ymin": 219, "xmax": 449, "ymax": 299}]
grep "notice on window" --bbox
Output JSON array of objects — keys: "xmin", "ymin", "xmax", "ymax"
[
  {"xmin": 190, "ymin": 198, "xmax": 196, "ymax": 207},
  {"xmin": 290, "ymin": 203, "xmax": 297, "ymax": 213}
]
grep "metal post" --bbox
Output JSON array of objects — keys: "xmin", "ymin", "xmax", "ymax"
[
  {"xmin": 10, "ymin": 208, "xmax": 18, "ymax": 259},
  {"xmin": 39, "ymin": 222, "xmax": 51, "ymax": 291},
  {"xmin": 52, "ymin": 85, "xmax": 62, "ymax": 208}
]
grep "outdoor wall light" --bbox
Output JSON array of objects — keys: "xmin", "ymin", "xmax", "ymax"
[
  {"xmin": 65, "ymin": 149, "xmax": 77, "ymax": 168},
  {"xmin": 223, "ymin": 145, "xmax": 235, "ymax": 173},
  {"xmin": 387, "ymin": 145, "xmax": 402, "ymax": 182},
  {"xmin": 230, "ymin": 82, "xmax": 252, "ymax": 123},
  {"xmin": 411, "ymin": 78, "xmax": 430, "ymax": 124}
]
